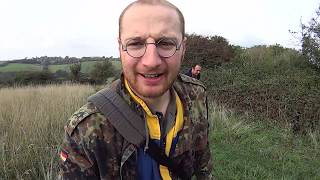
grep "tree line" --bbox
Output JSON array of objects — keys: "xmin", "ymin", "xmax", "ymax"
[{"xmin": 8, "ymin": 56, "xmax": 118, "ymax": 65}]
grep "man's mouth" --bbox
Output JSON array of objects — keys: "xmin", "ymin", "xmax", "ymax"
[{"xmin": 142, "ymin": 74, "xmax": 161, "ymax": 78}]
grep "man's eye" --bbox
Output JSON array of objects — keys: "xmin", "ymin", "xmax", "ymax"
[
  {"xmin": 127, "ymin": 41, "xmax": 144, "ymax": 49},
  {"xmin": 158, "ymin": 40, "xmax": 176, "ymax": 48}
]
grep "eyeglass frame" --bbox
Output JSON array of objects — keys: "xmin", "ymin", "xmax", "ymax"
[{"xmin": 120, "ymin": 38, "xmax": 183, "ymax": 58}]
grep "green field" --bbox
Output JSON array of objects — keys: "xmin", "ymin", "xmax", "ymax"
[
  {"xmin": 47, "ymin": 64, "xmax": 70, "ymax": 73},
  {"xmin": 47, "ymin": 61, "xmax": 102, "ymax": 73},
  {"xmin": 0, "ymin": 63, "xmax": 41, "ymax": 72},
  {"xmin": 0, "ymin": 60, "xmax": 121, "ymax": 74},
  {"xmin": 211, "ymin": 104, "xmax": 320, "ymax": 179},
  {"xmin": 80, "ymin": 60, "xmax": 122, "ymax": 73},
  {"xmin": 48, "ymin": 60, "xmax": 122, "ymax": 73}
]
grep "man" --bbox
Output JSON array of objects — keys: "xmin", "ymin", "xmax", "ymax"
[
  {"xmin": 185, "ymin": 64, "xmax": 202, "ymax": 80},
  {"xmin": 59, "ymin": 0, "xmax": 213, "ymax": 179}
]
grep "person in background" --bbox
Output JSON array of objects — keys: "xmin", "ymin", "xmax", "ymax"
[
  {"xmin": 185, "ymin": 64, "xmax": 202, "ymax": 80},
  {"xmin": 59, "ymin": 0, "xmax": 213, "ymax": 179}
]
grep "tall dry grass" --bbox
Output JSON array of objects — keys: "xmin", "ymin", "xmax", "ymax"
[{"xmin": 0, "ymin": 84, "xmax": 94, "ymax": 179}]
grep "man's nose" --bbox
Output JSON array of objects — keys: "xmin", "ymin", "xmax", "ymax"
[{"xmin": 140, "ymin": 43, "xmax": 162, "ymax": 67}]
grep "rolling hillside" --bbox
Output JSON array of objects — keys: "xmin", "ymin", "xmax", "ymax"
[
  {"xmin": 0, "ymin": 63, "xmax": 41, "ymax": 72},
  {"xmin": 0, "ymin": 60, "xmax": 121, "ymax": 74}
]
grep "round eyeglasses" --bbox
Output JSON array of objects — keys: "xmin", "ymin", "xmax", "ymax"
[{"xmin": 121, "ymin": 38, "xmax": 182, "ymax": 58}]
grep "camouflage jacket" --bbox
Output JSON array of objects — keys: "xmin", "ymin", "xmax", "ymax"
[{"xmin": 59, "ymin": 74, "xmax": 213, "ymax": 180}]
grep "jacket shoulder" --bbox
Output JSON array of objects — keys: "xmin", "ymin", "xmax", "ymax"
[
  {"xmin": 65, "ymin": 102, "xmax": 99, "ymax": 136},
  {"xmin": 178, "ymin": 73, "xmax": 206, "ymax": 90}
]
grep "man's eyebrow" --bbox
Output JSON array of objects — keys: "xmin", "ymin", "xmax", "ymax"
[
  {"xmin": 124, "ymin": 36, "xmax": 145, "ymax": 42},
  {"xmin": 123, "ymin": 36, "xmax": 180, "ymax": 43},
  {"xmin": 156, "ymin": 36, "xmax": 179, "ymax": 42}
]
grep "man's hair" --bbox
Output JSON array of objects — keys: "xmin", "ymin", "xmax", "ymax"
[
  {"xmin": 192, "ymin": 63, "xmax": 201, "ymax": 68},
  {"xmin": 118, "ymin": 0, "xmax": 185, "ymax": 38}
]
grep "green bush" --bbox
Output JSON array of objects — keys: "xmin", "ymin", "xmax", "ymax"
[
  {"xmin": 14, "ymin": 71, "xmax": 54, "ymax": 85},
  {"xmin": 183, "ymin": 33, "xmax": 234, "ymax": 69},
  {"xmin": 69, "ymin": 63, "xmax": 81, "ymax": 82},
  {"xmin": 89, "ymin": 60, "xmax": 118, "ymax": 84},
  {"xmin": 203, "ymin": 45, "xmax": 320, "ymax": 134}
]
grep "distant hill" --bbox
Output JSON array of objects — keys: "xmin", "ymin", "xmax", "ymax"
[
  {"xmin": 3, "ymin": 56, "xmax": 120, "ymax": 65},
  {"xmin": 0, "ymin": 56, "xmax": 122, "ymax": 85},
  {"xmin": 0, "ymin": 56, "xmax": 121, "ymax": 74},
  {"xmin": 0, "ymin": 63, "xmax": 41, "ymax": 72}
]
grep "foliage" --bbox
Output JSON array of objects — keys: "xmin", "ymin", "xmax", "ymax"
[
  {"xmin": 203, "ymin": 45, "xmax": 320, "ymax": 134},
  {"xmin": 69, "ymin": 63, "xmax": 81, "ymax": 82},
  {"xmin": 89, "ymin": 60, "xmax": 117, "ymax": 84},
  {"xmin": 0, "ymin": 61, "xmax": 9, "ymax": 67},
  {"xmin": 14, "ymin": 71, "xmax": 54, "ymax": 85},
  {"xmin": 299, "ymin": 5, "xmax": 320, "ymax": 68},
  {"xmin": 0, "ymin": 72, "xmax": 16, "ymax": 85},
  {"xmin": 183, "ymin": 33, "xmax": 234, "ymax": 69},
  {"xmin": 53, "ymin": 70, "xmax": 69, "ymax": 80}
]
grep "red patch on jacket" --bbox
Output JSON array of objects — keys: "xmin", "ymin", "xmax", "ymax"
[{"xmin": 60, "ymin": 151, "xmax": 68, "ymax": 162}]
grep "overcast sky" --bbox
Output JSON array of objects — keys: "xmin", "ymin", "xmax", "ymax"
[{"xmin": 0, "ymin": 0, "xmax": 319, "ymax": 61}]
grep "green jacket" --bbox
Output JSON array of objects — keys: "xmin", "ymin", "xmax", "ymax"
[{"xmin": 59, "ymin": 74, "xmax": 213, "ymax": 180}]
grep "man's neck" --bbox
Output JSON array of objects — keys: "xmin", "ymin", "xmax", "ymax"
[{"xmin": 141, "ymin": 90, "xmax": 171, "ymax": 116}]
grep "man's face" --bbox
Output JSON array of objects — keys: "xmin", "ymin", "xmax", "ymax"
[
  {"xmin": 119, "ymin": 4, "xmax": 186, "ymax": 98},
  {"xmin": 192, "ymin": 65, "xmax": 201, "ymax": 76}
]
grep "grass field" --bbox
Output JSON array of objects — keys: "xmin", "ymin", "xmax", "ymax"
[
  {"xmin": 0, "ymin": 84, "xmax": 95, "ymax": 179},
  {"xmin": 0, "ymin": 60, "xmax": 122, "ymax": 74},
  {"xmin": 0, "ymin": 84, "xmax": 319, "ymax": 179},
  {"xmin": 47, "ymin": 61, "xmax": 101, "ymax": 73},
  {"xmin": 80, "ymin": 60, "xmax": 122, "ymax": 73},
  {"xmin": 47, "ymin": 64, "xmax": 70, "ymax": 73},
  {"xmin": 210, "ymin": 103, "xmax": 320, "ymax": 179},
  {"xmin": 0, "ymin": 63, "xmax": 41, "ymax": 72}
]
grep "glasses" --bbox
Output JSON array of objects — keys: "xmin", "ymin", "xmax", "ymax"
[{"xmin": 121, "ymin": 38, "xmax": 182, "ymax": 58}]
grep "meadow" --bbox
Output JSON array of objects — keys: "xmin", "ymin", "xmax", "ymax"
[
  {"xmin": 0, "ymin": 84, "xmax": 95, "ymax": 179},
  {"xmin": 48, "ymin": 60, "xmax": 122, "ymax": 74},
  {"xmin": 0, "ymin": 63, "xmax": 41, "ymax": 72},
  {"xmin": 1, "ymin": 84, "xmax": 320, "ymax": 179},
  {"xmin": 0, "ymin": 60, "xmax": 122, "ymax": 74}
]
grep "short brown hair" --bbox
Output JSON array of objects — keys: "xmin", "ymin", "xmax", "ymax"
[{"xmin": 118, "ymin": 0, "xmax": 185, "ymax": 38}]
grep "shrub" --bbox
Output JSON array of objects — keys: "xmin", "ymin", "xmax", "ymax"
[
  {"xmin": 69, "ymin": 63, "xmax": 81, "ymax": 82},
  {"xmin": 14, "ymin": 71, "xmax": 54, "ymax": 85},
  {"xmin": 183, "ymin": 33, "xmax": 234, "ymax": 69},
  {"xmin": 204, "ymin": 45, "xmax": 320, "ymax": 134},
  {"xmin": 89, "ymin": 60, "xmax": 116, "ymax": 84}
]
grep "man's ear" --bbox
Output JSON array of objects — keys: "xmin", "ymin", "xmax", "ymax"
[
  {"xmin": 181, "ymin": 36, "xmax": 187, "ymax": 62},
  {"xmin": 117, "ymin": 37, "xmax": 122, "ymax": 52},
  {"xmin": 182, "ymin": 36, "xmax": 187, "ymax": 54}
]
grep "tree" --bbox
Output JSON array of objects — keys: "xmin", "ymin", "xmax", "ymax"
[
  {"xmin": 298, "ymin": 5, "xmax": 320, "ymax": 68},
  {"xmin": 14, "ymin": 71, "xmax": 53, "ymax": 85},
  {"xmin": 69, "ymin": 63, "xmax": 81, "ymax": 82},
  {"xmin": 183, "ymin": 33, "xmax": 234, "ymax": 69},
  {"xmin": 90, "ymin": 60, "xmax": 116, "ymax": 84}
]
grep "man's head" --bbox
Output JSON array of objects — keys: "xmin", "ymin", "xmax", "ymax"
[
  {"xmin": 191, "ymin": 64, "xmax": 201, "ymax": 77},
  {"xmin": 118, "ymin": 0, "xmax": 186, "ymax": 99},
  {"xmin": 119, "ymin": 0, "xmax": 185, "ymax": 39}
]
